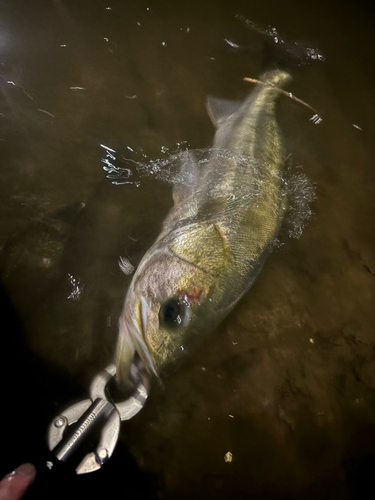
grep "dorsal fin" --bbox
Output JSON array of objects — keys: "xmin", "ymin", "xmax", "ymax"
[
  {"xmin": 206, "ymin": 97, "xmax": 242, "ymax": 127},
  {"xmin": 160, "ymin": 150, "xmax": 200, "ymax": 236},
  {"xmin": 172, "ymin": 149, "xmax": 200, "ymax": 207}
]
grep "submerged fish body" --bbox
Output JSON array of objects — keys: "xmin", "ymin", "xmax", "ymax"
[{"xmin": 117, "ymin": 70, "xmax": 291, "ymax": 385}]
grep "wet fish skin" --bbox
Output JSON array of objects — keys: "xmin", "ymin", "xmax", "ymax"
[{"xmin": 116, "ymin": 69, "xmax": 291, "ymax": 385}]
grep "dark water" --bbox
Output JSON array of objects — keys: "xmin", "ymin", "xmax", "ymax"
[{"xmin": 1, "ymin": 0, "xmax": 375, "ymax": 498}]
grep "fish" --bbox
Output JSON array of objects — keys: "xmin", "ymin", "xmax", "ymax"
[{"xmin": 116, "ymin": 69, "xmax": 291, "ymax": 387}]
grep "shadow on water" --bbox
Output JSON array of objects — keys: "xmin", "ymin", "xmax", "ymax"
[{"xmin": 1, "ymin": 0, "xmax": 375, "ymax": 498}]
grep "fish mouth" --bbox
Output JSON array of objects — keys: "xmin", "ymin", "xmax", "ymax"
[
  {"xmin": 116, "ymin": 293, "xmax": 159, "ymax": 390},
  {"xmin": 128, "ymin": 296, "xmax": 159, "ymax": 380},
  {"xmin": 116, "ymin": 318, "xmax": 136, "ymax": 391},
  {"xmin": 138, "ymin": 296, "xmax": 149, "ymax": 344}
]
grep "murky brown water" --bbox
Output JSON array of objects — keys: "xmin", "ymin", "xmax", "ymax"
[{"xmin": 1, "ymin": 0, "xmax": 375, "ymax": 498}]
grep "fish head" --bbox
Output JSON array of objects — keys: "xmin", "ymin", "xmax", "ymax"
[{"xmin": 116, "ymin": 243, "xmax": 217, "ymax": 388}]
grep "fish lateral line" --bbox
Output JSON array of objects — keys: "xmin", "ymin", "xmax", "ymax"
[{"xmin": 126, "ymin": 310, "xmax": 159, "ymax": 380}]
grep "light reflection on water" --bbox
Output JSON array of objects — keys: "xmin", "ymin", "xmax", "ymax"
[{"xmin": 1, "ymin": 0, "xmax": 375, "ymax": 498}]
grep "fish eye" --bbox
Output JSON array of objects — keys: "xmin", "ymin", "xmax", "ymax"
[{"xmin": 159, "ymin": 298, "xmax": 186, "ymax": 329}]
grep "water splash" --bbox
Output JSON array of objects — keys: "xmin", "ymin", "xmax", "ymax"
[
  {"xmin": 100, "ymin": 143, "xmax": 139, "ymax": 186},
  {"xmin": 282, "ymin": 172, "xmax": 316, "ymax": 239},
  {"xmin": 100, "ymin": 142, "xmax": 315, "ymax": 243},
  {"xmin": 119, "ymin": 256, "xmax": 135, "ymax": 275},
  {"xmin": 309, "ymin": 114, "xmax": 323, "ymax": 125},
  {"xmin": 236, "ymin": 15, "xmax": 326, "ymax": 64},
  {"xmin": 67, "ymin": 273, "xmax": 84, "ymax": 300}
]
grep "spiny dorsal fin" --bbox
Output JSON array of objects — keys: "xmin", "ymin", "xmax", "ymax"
[
  {"xmin": 172, "ymin": 149, "xmax": 200, "ymax": 207},
  {"xmin": 206, "ymin": 97, "xmax": 242, "ymax": 128}
]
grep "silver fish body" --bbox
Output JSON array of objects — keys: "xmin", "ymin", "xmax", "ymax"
[{"xmin": 117, "ymin": 70, "xmax": 291, "ymax": 385}]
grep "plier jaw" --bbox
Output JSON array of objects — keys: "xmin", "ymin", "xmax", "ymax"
[{"xmin": 47, "ymin": 363, "xmax": 149, "ymax": 474}]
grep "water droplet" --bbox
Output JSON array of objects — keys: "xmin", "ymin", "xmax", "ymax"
[
  {"xmin": 67, "ymin": 273, "xmax": 84, "ymax": 300},
  {"xmin": 118, "ymin": 256, "xmax": 135, "ymax": 275}
]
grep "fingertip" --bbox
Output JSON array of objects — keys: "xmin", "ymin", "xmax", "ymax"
[
  {"xmin": 14, "ymin": 463, "xmax": 36, "ymax": 484},
  {"xmin": 0, "ymin": 463, "xmax": 36, "ymax": 500}
]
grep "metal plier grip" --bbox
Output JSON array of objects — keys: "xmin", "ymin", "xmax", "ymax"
[{"xmin": 47, "ymin": 364, "xmax": 149, "ymax": 474}]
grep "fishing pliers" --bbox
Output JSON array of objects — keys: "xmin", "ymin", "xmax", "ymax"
[{"xmin": 47, "ymin": 364, "xmax": 149, "ymax": 474}]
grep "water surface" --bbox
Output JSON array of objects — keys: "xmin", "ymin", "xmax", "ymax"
[{"xmin": 1, "ymin": 0, "xmax": 375, "ymax": 498}]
